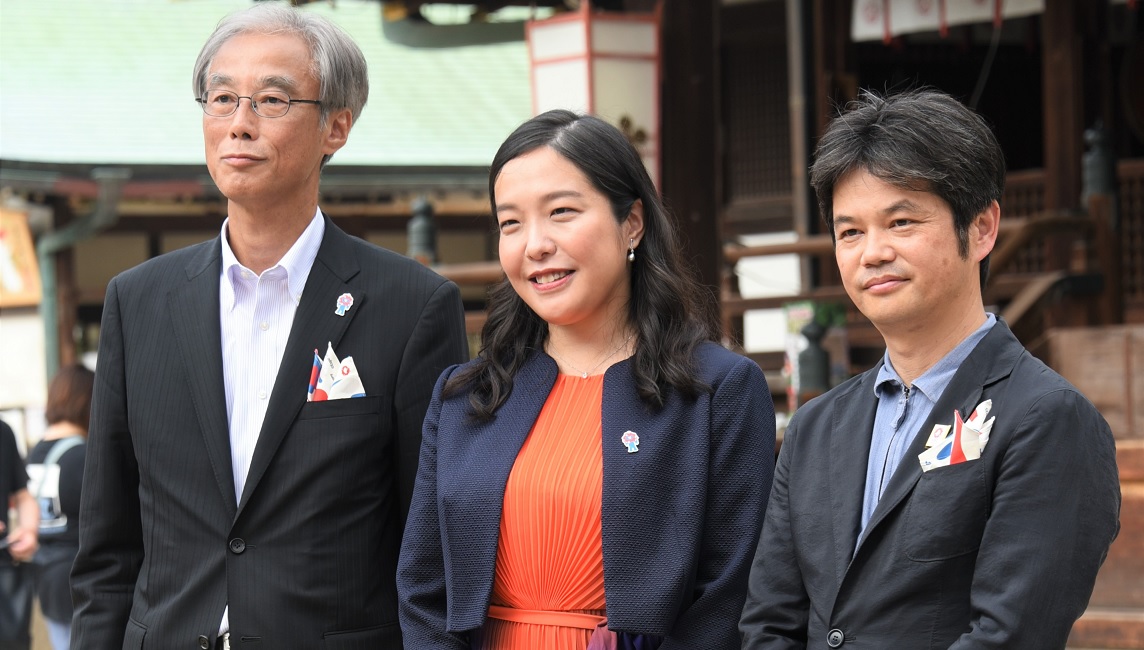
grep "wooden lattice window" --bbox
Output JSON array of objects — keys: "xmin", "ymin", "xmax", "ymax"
[
  {"xmin": 1120, "ymin": 160, "xmax": 1144, "ymax": 303},
  {"xmin": 722, "ymin": 1, "xmax": 791, "ymax": 204}
]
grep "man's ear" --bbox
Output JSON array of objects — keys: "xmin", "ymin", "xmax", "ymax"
[
  {"xmin": 322, "ymin": 108, "xmax": 353, "ymax": 156},
  {"xmin": 970, "ymin": 200, "xmax": 1001, "ymax": 262}
]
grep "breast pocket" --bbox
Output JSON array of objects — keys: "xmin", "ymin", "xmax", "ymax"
[
  {"xmin": 904, "ymin": 459, "xmax": 989, "ymax": 562},
  {"xmin": 292, "ymin": 396, "xmax": 386, "ymax": 463},
  {"xmin": 297, "ymin": 395, "xmax": 382, "ymax": 421},
  {"xmin": 283, "ymin": 396, "xmax": 389, "ymax": 504}
]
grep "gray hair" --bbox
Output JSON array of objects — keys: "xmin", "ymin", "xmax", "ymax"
[
  {"xmin": 192, "ymin": 3, "xmax": 368, "ymax": 129},
  {"xmin": 810, "ymin": 88, "xmax": 1006, "ymax": 289}
]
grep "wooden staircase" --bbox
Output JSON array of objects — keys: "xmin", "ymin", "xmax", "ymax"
[{"xmin": 1035, "ymin": 326, "xmax": 1144, "ymax": 649}]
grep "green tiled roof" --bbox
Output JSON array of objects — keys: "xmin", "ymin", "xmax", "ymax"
[{"xmin": 0, "ymin": 0, "xmax": 532, "ymax": 167}]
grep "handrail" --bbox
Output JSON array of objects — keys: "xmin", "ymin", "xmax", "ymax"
[
  {"xmin": 999, "ymin": 270, "xmax": 1069, "ymax": 325},
  {"xmin": 719, "ymin": 210, "xmax": 1099, "ymax": 343},
  {"xmin": 987, "ymin": 210, "xmax": 1089, "ymax": 278},
  {"xmin": 721, "ymin": 212, "xmax": 1085, "ymax": 267},
  {"xmin": 434, "ymin": 261, "xmax": 503, "ymax": 285},
  {"xmin": 723, "ymin": 235, "xmax": 834, "ymax": 264},
  {"xmin": 433, "ymin": 211, "xmax": 1094, "ymax": 297}
]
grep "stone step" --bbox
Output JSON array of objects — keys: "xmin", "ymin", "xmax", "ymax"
[{"xmin": 1068, "ymin": 607, "xmax": 1144, "ymax": 649}]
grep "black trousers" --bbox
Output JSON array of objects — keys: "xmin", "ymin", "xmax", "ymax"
[{"xmin": 0, "ymin": 560, "xmax": 33, "ymax": 650}]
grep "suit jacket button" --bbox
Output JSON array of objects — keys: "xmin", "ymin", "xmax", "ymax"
[
  {"xmin": 827, "ymin": 629, "xmax": 845, "ymax": 647},
  {"xmin": 198, "ymin": 635, "xmax": 210, "ymax": 649},
  {"xmin": 229, "ymin": 538, "xmax": 246, "ymax": 554}
]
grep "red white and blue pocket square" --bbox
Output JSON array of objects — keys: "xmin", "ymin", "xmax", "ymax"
[
  {"xmin": 918, "ymin": 399, "xmax": 995, "ymax": 472},
  {"xmin": 307, "ymin": 342, "xmax": 366, "ymax": 402}
]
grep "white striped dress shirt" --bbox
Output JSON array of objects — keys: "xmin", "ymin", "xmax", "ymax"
[{"xmin": 217, "ymin": 209, "xmax": 323, "ymax": 634}]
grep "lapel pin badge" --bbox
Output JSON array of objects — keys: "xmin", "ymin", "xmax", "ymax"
[
  {"xmin": 621, "ymin": 430, "xmax": 640, "ymax": 453},
  {"xmin": 335, "ymin": 292, "xmax": 354, "ymax": 316}
]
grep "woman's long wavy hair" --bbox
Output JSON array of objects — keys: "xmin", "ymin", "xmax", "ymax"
[{"xmin": 445, "ymin": 109, "xmax": 720, "ymax": 420}]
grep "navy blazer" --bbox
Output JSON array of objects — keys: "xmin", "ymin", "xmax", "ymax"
[
  {"xmin": 740, "ymin": 320, "xmax": 1121, "ymax": 649},
  {"xmin": 72, "ymin": 219, "xmax": 469, "ymax": 650},
  {"xmin": 398, "ymin": 341, "xmax": 776, "ymax": 649}
]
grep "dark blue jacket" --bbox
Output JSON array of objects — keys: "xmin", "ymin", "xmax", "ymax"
[{"xmin": 398, "ymin": 342, "xmax": 775, "ymax": 649}]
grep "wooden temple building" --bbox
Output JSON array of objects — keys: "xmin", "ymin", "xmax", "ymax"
[{"xmin": 1, "ymin": 0, "xmax": 1141, "ymax": 645}]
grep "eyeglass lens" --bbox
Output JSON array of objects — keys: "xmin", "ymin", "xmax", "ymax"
[{"xmin": 201, "ymin": 90, "xmax": 293, "ymax": 118}]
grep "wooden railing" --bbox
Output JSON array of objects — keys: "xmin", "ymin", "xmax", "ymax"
[{"xmin": 433, "ymin": 160, "xmax": 1144, "ymax": 351}]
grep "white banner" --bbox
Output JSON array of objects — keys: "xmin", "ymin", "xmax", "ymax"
[{"xmin": 852, "ymin": 0, "xmax": 1046, "ymax": 43}]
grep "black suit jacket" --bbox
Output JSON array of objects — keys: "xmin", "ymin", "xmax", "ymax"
[
  {"xmin": 72, "ymin": 218, "xmax": 468, "ymax": 650},
  {"xmin": 740, "ymin": 320, "xmax": 1121, "ymax": 649},
  {"xmin": 398, "ymin": 343, "xmax": 775, "ymax": 649}
]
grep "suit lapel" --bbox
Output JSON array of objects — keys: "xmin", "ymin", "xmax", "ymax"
[
  {"xmin": 854, "ymin": 321, "xmax": 1020, "ymax": 553},
  {"xmin": 236, "ymin": 220, "xmax": 363, "ymax": 515},
  {"xmin": 167, "ymin": 239, "xmax": 238, "ymax": 514},
  {"xmin": 829, "ymin": 372, "xmax": 878, "ymax": 578}
]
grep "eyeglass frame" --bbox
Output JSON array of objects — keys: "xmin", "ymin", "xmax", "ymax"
[{"xmin": 196, "ymin": 89, "xmax": 323, "ymax": 118}]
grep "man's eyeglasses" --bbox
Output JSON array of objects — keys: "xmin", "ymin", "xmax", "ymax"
[{"xmin": 196, "ymin": 90, "xmax": 322, "ymax": 118}]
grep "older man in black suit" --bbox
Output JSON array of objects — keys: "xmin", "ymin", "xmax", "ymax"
[
  {"xmin": 71, "ymin": 5, "xmax": 467, "ymax": 649},
  {"xmin": 740, "ymin": 89, "xmax": 1121, "ymax": 649}
]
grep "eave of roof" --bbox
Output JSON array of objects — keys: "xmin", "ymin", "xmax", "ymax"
[{"xmin": 0, "ymin": 0, "xmax": 532, "ymax": 169}]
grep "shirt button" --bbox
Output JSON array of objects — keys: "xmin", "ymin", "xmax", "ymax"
[
  {"xmin": 259, "ymin": 321, "xmax": 269, "ymax": 331},
  {"xmin": 258, "ymin": 390, "xmax": 267, "ymax": 400}
]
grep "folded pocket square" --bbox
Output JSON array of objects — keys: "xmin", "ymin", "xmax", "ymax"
[
  {"xmin": 308, "ymin": 342, "xmax": 365, "ymax": 401},
  {"xmin": 918, "ymin": 400, "xmax": 995, "ymax": 472}
]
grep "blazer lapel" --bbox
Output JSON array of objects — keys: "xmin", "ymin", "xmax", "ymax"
[
  {"xmin": 855, "ymin": 321, "xmax": 1020, "ymax": 552},
  {"xmin": 167, "ymin": 239, "xmax": 238, "ymax": 514},
  {"xmin": 829, "ymin": 372, "xmax": 878, "ymax": 578},
  {"xmin": 236, "ymin": 220, "xmax": 363, "ymax": 515},
  {"xmin": 447, "ymin": 352, "xmax": 556, "ymax": 628}
]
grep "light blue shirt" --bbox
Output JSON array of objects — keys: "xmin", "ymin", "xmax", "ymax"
[{"xmin": 858, "ymin": 313, "xmax": 996, "ymax": 543}]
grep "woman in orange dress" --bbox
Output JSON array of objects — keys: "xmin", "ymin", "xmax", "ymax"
[{"xmin": 397, "ymin": 110, "xmax": 776, "ymax": 650}]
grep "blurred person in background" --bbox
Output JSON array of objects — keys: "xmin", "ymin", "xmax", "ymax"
[
  {"xmin": 1, "ymin": 419, "xmax": 38, "ymax": 650},
  {"xmin": 26, "ymin": 364, "xmax": 94, "ymax": 650}
]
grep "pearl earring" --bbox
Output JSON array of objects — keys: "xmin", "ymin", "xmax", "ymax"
[{"xmin": 628, "ymin": 239, "xmax": 636, "ymax": 263}]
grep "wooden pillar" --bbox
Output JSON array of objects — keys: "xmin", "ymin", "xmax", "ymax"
[
  {"xmin": 1091, "ymin": 194, "xmax": 1124, "ymax": 325},
  {"xmin": 1042, "ymin": 0, "xmax": 1085, "ymax": 211},
  {"xmin": 787, "ymin": 0, "xmax": 810, "ymax": 239},
  {"xmin": 811, "ymin": 0, "xmax": 854, "ymax": 141},
  {"xmin": 1040, "ymin": 0, "xmax": 1088, "ymax": 330},
  {"xmin": 55, "ymin": 247, "xmax": 78, "ymax": 368},
  {"xmin": 660, "ymin": 0, "xmax": 721, "ymax": 300},
  {"xmin": 809, "ymin": 0, "xmax": 853, "ymax": 291},
  {"xmin": 788, "ymin": 0, "xmax": 816, "ymax": 296},
  {"xmin": 49, "ymin": 196, "xmax": 79, "ymax": 370},
  {"xmin": 1041, "ymin": 0, "xmax": 1086, "ymax": 285}
]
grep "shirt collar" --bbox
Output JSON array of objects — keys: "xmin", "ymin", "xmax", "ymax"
[
  {"xmin": 219, "ymin": 208, "xmax": 326, "ymax": 311},
  {"xmin": 874, "ymin": 312, "xmax": 997, "ymax": 401}
]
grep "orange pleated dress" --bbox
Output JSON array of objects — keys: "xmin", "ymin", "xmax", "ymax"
[{"xmin": 480, "ymin": 373, "xmax": 608, "ymax": 650}]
